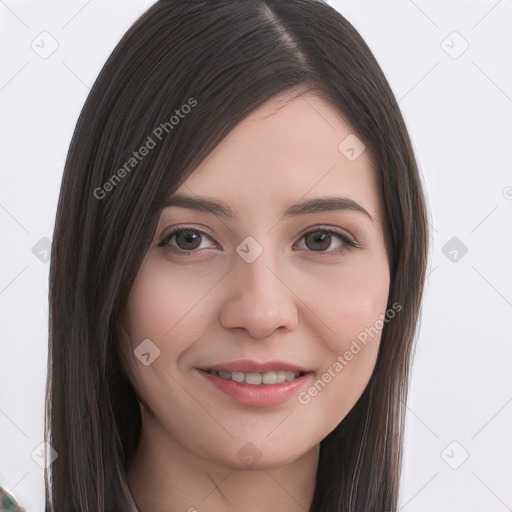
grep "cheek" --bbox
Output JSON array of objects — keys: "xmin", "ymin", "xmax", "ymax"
[
  {"xmin": 119, "ymin": 260, "xmax": 225, "ymax": 402},
  {"xmin": 122, "ymin": 259, "xmax": 216, "ymax": 347},
  {"xmin": 296, "ymin": 257, "xmax": 390, "ymax": 417},
  {"xmin": 304, "ymin": 258, "xmax": 390, "ymax": 345},
  {"xmin": 119, "ymin": 260, "xmax": 220, "ymax": 403}
]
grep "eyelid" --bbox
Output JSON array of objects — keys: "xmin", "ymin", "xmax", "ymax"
[
  {"xmin": 298, "ymin": 224, "xmax": 360, "ymax": 246},
  {"xmin": 157, "ymin": 223, "xmax": 362, "ymax": 254},
  {"xmin": 294, "ymin": 226, "xmax": 361, "ymax": 256},
  {"xmin": 157, "ymin": 225, "xmax": 219, "ymax": 250}
]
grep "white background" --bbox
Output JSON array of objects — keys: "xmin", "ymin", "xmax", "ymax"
[{"xmin": 0, "ymin": 1, "xmax": 511, "ymax": 511}]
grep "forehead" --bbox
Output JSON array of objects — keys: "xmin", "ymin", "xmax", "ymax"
[{"xmin": 173, "ymin": 91, "xmax": 382, "ymax": 224}]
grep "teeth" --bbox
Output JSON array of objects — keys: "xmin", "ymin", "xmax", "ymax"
[
  {"xmin": 245, "ymin": 372, "xmax": 262, "ymax": 385},
  {"xmin": 231, "ymin": 371, "xmax": 244, "ymax": 383},
  {"xmin": 208, "ymin": 369, "xmax": 302, "ymax": 385}
]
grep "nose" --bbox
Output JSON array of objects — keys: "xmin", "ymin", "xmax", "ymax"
[{"xmin": 218, "ymin": 247, "xmax": 299, "ymax": 339}]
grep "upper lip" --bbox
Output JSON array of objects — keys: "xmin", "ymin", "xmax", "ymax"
[{"xmin": 199, "ymin": 360, "xmax": 313, "ymax": 374}]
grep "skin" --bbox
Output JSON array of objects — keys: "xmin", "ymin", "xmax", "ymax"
[{"xmin": 121, "ymin": 91, "xmax": 390, "ymax": 512}]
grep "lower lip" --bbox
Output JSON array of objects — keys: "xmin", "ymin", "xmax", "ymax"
[{"xmin": 198, "ymin": 370, "xmax": 313, "ymax": 407}]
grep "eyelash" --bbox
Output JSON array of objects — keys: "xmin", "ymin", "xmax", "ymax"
[{"xmin": 157, "ymin": 226, "xmax": 361, "ymax": 256}]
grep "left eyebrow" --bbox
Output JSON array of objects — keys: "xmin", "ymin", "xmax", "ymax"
[
  {"xmin": 281, "ymin": 196, "xmax": 374, "ymax": 222},
  {"xmin": 163, "ymin": 194, "xmax": 374, "ymax": 222}
]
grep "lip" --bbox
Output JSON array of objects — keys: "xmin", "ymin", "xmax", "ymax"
[
  {"xmin": 198, "ymin": 359, "xmax": 313, "ymax": 374},
  {"xmin": 197, "ymin": 368, "xmax": 314, "ymax": 407}
]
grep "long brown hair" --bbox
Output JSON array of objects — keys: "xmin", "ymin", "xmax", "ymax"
[{"xmin": 45, "ymin": 1, "xmax": 429, "ymax": 510}]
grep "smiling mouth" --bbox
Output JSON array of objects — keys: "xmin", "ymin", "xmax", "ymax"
[{"xmin": 201, "ymin": 369, "xmax": 310, "ymax": 385}]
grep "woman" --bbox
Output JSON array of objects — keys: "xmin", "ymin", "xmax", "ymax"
[{"xmin": 45, "ymin": 0, "xmax": 429, "ymax": 510}]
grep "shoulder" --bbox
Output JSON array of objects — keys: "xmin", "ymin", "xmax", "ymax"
[{"xmin": 0, "ymin": 487, "xmax": 24, "ymax": 512}]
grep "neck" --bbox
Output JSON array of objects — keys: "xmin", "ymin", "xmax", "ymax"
[{"xmin": 127, "ymin": 416, "xmax": 319, "ymax": 512}]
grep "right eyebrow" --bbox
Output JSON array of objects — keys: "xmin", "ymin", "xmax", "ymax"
[{"xmin": 163, "ymin": 193, "xmax": 374, "ymax": 222}]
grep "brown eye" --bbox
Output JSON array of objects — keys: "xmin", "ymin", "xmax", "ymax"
[
  {"xmin": 158, "ymin": 228, "xmax": 217, "ymax": 254},
  {"xmin": 297, "ymin": 228, "xmax": 360, "ymax": 254},
  {"xmin": 174, "ymin": 230, "xmax": 202, "ymax": 250},
  {"xmin": 304, "ymin": 231, "xmax": 333, "ymax": 251}
]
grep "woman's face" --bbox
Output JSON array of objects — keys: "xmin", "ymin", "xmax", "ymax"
[{"xmin": 121, "ymin": 91, "xmax": 390, "ymax": 470}]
